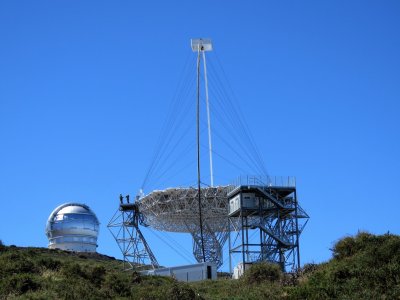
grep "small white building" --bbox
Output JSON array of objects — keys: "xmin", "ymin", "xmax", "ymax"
[
  {"xmin": 232, "ymin": 262, "xmax": 253, "ymax": 279},
  {"xmin": 229, "ymin": 193, "xmax": 274, "ymax": 215},
  {"xmin": 140, "ymin": 262, "xmax": 217, "ymax": 282}
]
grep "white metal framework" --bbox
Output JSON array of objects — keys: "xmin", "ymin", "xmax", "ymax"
[
  {"xmin": 227, "ymin": 176, "xmax": 309, "ymax": 272},
  {"xmin": 138, "ymin": 186, "xmax": 229, "ymax": 232},
  {"xmin": 138, "ymin": 186, "xmax": 230, "ymax": 268},
  {"xmin": 108, "ymin": 203, "xmax": 159, "ymax": 270},
  {"xmin": 136, "ymin": 175, "xmax": 309, "ymax": 271}
]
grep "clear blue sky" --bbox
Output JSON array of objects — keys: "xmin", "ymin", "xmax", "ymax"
[{"xmin": 1, "ymin": 1, "xmax": 399, "ymax": 270}]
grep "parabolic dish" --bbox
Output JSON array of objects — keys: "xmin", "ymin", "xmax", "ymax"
[{"xmin": 137, "ymin": 186, "xmax": 231, "ymax": 233}]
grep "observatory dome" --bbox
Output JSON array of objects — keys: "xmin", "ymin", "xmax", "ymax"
[{"xmin": 46, "ymin": 203, "xmax": 100, "ymax": 252}]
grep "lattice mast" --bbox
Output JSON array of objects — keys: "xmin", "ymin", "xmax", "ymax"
[{"xmin": 108, "ymin": 200, "xmax": 159, "ymax": 270}]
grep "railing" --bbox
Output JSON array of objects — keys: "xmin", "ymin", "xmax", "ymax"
[{"xmin": 227, "ymin": 175, "xmax": 296, "ymax": 193}]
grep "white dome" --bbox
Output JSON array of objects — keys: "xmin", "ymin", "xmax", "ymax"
[{"xmin": 46, "ymin": 203, "xmax": 100, "ymax": 252}]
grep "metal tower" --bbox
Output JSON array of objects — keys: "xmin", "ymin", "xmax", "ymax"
[
  {"xmin": 108, "ymin": 200, "xmax": 159, "ymax": 270},
  {"xmin": 108, "ymin": 39, "xmax": 309, "ymax": 273},
  {"xmin": 228, "ymin": 176, "xmax": 309, "ymax": 273}
]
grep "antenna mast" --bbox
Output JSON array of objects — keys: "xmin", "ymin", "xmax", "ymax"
[
  {"xmin": 191, "ymin": 38, "xmax": 213, "ymax": 263},
  {"xmin": 191, "ymin": 39, "xmax": 214, "ymax": 187},
  {"xmin": 203, "ymin": 50, "xmax": 214, "ymax": 187}
]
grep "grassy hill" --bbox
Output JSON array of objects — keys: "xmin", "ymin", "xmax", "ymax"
[{"xmin": 1, "ymin": 232, "xmax": 400, "ymax": 299}]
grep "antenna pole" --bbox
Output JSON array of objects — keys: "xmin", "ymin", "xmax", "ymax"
[
  {"xmin": 196, "ymin": 46, "xmax": 206, "ymax": 263},
  {"xmin": 203, "ymin": 51, "xmax": 214, "ymax": 187}
]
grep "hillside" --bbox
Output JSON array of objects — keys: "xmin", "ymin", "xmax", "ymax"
[{"xmin": 1, "ymin": 232, "xmax": 400, "ymax": 299}]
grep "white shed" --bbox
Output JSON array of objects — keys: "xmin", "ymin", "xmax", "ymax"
[
  {"xmin": 140, "ymin": 262, "xmax": 217, "ymax": 282},
  {"xmin": 232, "ymin": 262, "xmax": 253, "ymax": 279}
]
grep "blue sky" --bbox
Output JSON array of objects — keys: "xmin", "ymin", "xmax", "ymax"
[{"xmin": 1, "ymin": 1, "xmax": 399, "ymax": 271}]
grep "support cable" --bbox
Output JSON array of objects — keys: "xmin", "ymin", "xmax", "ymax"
[
  {"xmin": 205, "ymin": 90, "xmax": 266, "ymax": 176},
  {"xmin": 202, "ymin": 76, "xmax": 268, "ymax": 173},
  {"xmin": 146, "ymin": 126, "xmax": 208, "ymax": 192},
  {"xmin": 142, "ymin": 78, "xmax": 195, "ymax": 191},
  {"xmin": 201, "ymin": 69, "xmax": 265, "ymax": 175},
  {"xmin": 142, "ymin": 54, "xmax": 196, "ymax": 191},
  {"xmin": 146, "ymin": 228, "xmax": 194, "ymax": 264},
  {"xmin": 199, "ymin": 144, "xmax": 250, "ymax": 177},
  {"xmin": 208, "ymin": 55, "xmax": 269, "ymax": 177},
  {"xmin": 207, "ymin": 63, "xmax": 264, "ymax": 172}
]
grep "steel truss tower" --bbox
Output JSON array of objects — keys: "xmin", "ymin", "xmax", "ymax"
[
  {"xmin": 107, "ymin": 202, "xmax": 159, "ymax": 270},
  {"xmin": 228, "ymin": 176, "xmax": 309, "ymax": 273}
]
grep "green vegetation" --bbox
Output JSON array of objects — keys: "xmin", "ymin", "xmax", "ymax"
[
  {"xmin": 289, "ymin": 232, "xmax": 400, "ymax": 299},
  {"xmin": 1, "ymin": 232, "xmax": 400, "ymax": 299}
]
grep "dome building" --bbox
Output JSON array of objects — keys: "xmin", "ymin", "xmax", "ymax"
[{"xmin": 46, "ymin": 203, "xmax": 100, "ymax": 252}]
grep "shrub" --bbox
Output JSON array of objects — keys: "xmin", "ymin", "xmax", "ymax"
[
  {"xmin": 0, "ymin": 273, "xmax": 41, "ymax": 295},
  {"xmin": 242, "ymin": 262, "xmax": 283, "ymax": 285},
  {"xmin": 168, "ymin": 282, "xmax": 196, "ymax": 300},
  {"xmin": 52, "ymin": 277, "xmax": 105, "ymax": 300},
  {"xmin": 27, "ymin": 249, "xmax": 38, "ymax": 257},
  {"xmin": 61, "ymin": 262, "xmax": 87, "ymax": 279},
  {"xmin": 332, "ymin": 236, "xmax": 357, "ymax": 259},
  {"xmin": 302, "ymin": 263, "xmax": 319, "ymax": 275},
  {"xmin": 37, "ymin": 258, "xmax": 62, "ymax": 271},
  {"xmin": 89, "ymin": 265, "xmax": 107, "ymax": 286},
  {"xmin": 102, "ymin": 272, "xmax": 131, "ymax": 297},
  {"xmin": 332, "ymin": 232, "xmax": 385, "ymax": 260},
  {"xmin": 0, "ymin": 252, "xmax": 38, "ymax": 275},
  {"xmin": 290, "ymin": 233, "xmax": 400, "ymax": 299},
  {"xmin": 131, "ymin": 270, "xmax": 142, "ymax": 284}
]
